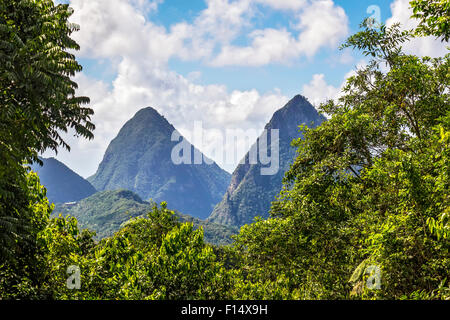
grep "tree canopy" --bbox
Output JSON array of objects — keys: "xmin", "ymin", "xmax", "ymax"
[
  {"xmin": 0, "ymin": 0, "xmax": 93, "ymax": 297},
  {"xmin": 0, "ymin": 0, "xmax": 448, "ymax": 300}
]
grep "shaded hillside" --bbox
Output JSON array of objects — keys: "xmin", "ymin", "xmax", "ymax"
[
  {"xmin": 30, "ymin": 157, "xmax": 96, "ymax": 204},
  {"xmin": 88, "ymin": 107, "xmax": 230, "ymax": 219},
  {"xmin": 208, "ymin": 95, "xmax": 325, "ymax": 226},
  {"xmin": 54, "ymin": 189, "xmax": 238, "ymax": 245}
]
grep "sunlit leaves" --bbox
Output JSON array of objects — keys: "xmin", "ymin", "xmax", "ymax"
[{"xmin": 411, "ymin": 0, "xmax": 450, "ymax": 41}]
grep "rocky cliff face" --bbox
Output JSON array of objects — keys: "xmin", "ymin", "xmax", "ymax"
[{"xmin": 208, "ymin": 95, "xmax": 325, "ymax": 226}]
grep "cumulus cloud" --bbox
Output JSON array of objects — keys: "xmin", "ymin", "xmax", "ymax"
[
  {"xmin": 302, "ymin": 74, "xmax": 341, "ymax": 106},
  {"xmin": 294, "ymin": 0, "xmax": 349, "ymax": 57},
  {"xmin": 386, "ymin": 0, "xmax": 448, "ymax": 58},
  {"xmin": 211, "ymin": 0, "xmax": 349, "ymax": 66},
  {"xmin": 211, "ymin": 28, "xmax": 299, "ymax": 66},
  {"xmin": 69, "ymin": 0, "xmax": 188, "ymax": 62},
  {"xmin": 69, "ymin": 0, "xmax": 259, "ymax": 64},
  {"xmin": 45, "ymin": 0, "xmax": 353, "ymax": 176},
  {"xmin": 302, "ymin": 60, "xmax": 366, "ymax": 108},
  {"xmin": 70, "ymin": 0, "xmax": 349, "ymax": 67}
]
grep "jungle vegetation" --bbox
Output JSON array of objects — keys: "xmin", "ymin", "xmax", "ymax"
[{"xmin": 0, "ymin": 0, "xmax": 448, "ymax": 300}]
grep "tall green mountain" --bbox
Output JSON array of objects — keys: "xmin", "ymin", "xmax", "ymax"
[
  {"xmin": 30, "ymin": 157, "xmax": 96, "ymax": 204},
  {"xmin": 208, "ymin": 95, "xmax": 325, "ymax": 226},
  {"xmin": 88, "ymin": 107, "xmax": 231, "ymax": 219},
  {"xmin": 55, "ymin": 189, "xmax": 238, "ymax": 245}
]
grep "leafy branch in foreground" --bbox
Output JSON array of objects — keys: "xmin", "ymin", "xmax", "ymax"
[
  {"xmin": 410, "ymin": 0, "xmax": 450, "ymax": 41},
  {"xmin": 0, "ymin": 0, "xmax": 93, "ymax": 298}
]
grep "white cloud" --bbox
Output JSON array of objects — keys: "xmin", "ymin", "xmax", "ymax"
[
  {"xmin": 69, "ymin": 0, "xmax": 258, "ymax": 64},
  {"xmin": 193, "ymin": 0, "xmax": 253, "ymax": 44},
  {"xmin": 70, "ymin": 0, "xmax": 189, "ymax": 63},
  {"xmin": 187, "ymin": 71, "xmax": 202, "ymax": 82},
  {"xmin": 70, "ymin": 0, "xmax": 349, "ymax": 67},
  {"xmin": 211, "ymin": 0, "xmax": 349, "ymax": 66},
  {"xmin": 387, "ymin": 0, "xmax": 448, "ymax": 58},
  {"xmin": 211, "ymin": 28, "xmax": 298, "ymax": 66},
  {"xmin": 46, "ymin": 0, "xmax": 353, "ymax": 176},
  {"xmin": 302, "ymin": 60, "xmax": 366, "ymax": 107},
  {"xmin": 130, "ymin": 0, "xmax": 163, "ymax": 12},
  {"xmin": 295, "ymin": 0, "xmax": 349, "ymax": 57},
  {"xmin": 253, "ymin": 0, "xmax": 307, "ymax": 11}
]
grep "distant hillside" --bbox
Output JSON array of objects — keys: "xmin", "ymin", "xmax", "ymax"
[
  {"xmin": 30, "ymin": 157, "xmax": 96, "ymax": 204},
  {"xmin": 208, "ymin": 95, "xmax": 326, "ymax": 226},
  {"xmin": 88, "ymin": 107, "xmax": 231, "ymax": 219},
  {"xmin": 54, "ymin": 189, "xmax": 238, "ymax": 246}
]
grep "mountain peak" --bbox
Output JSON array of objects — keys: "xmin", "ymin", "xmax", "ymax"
[
  {"xmin": 209, "ymin": 95, "xmax": 325, "ymax": 226},
  {"xmin": 277, "ymin": 94, "xmax": 315, "ymax": 115},
  {"xmin": 30, "ymin": 157, "xmax": 96, "ymax": 204},
  {"xmin": 131, "ymin": 107, "xmax": 171, "ymax": 126},
  {"xmin": 112, "ymin": 107, "xmax": 175, "ymax": 145},
  {"xmin": 88, "ymin": 106, "xmax": 231, "ymax": 219},
  {"xmin": 265, "ymin": 94, "xmax": 323, "ymax": 134},
  {"xmin": 288, "ymin": 94, "xmax": 309, "ymax": 104},
  {"xmin": 135, "ymin": 106, "xmax": 161, "ymax": 117}
]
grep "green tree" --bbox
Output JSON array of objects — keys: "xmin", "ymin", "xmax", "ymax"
[
  {"xmin": 80, "ymin": 202, "xmax": 231, "ymax": 300},
  {"xmin": 149, "ymin": 223, "xmax": 228, "ymax": 299},
  {"xmin": 349, "ymin": 126, "xmax": 449, "ymax": 299},
  {"xmin": 37, "ymin": 214, "xmax": 96, "ymax": 299},
  {"xmin": 0, "ymin": 172, "xmax": 53, "ymax": 298},
  {"xmin": 410, "ymin": 0, "xmax": 450, "ymax": 41},
  {"xmin": 232, "ymin": 18, "xmax": 449, "ymax": 299},
  {"xmin": 0, "ymin": 0, "xmax": 94, "ymax": 220},
  {"xmin": 0, "ymin": 0, "xmax": 94, "ymax": 161},
  {"xmin": 0, "ymin": 0, "xmax": 93, "ymax": 298}
]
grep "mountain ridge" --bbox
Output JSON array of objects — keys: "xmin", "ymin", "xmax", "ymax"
[
  {"xmin": 54, "ymin": 189, "xmax": 238, "ymax": 245},
  {"xmin": 88, "ymin": 106, "xmax": 231, "ymax": 219},
  {"xmin": 208, "ymin": 95, "xmax": 325, "ymax": 226},
  {"xmin": 30, "ymin": 157, "xmax": 97, "ymax": 204}
]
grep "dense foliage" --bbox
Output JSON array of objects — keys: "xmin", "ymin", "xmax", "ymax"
[
  {"xmin": 2, "ymin": 201, "xmax": 234, "ymax": 299},
  {"xmin": 0, "ymin": 0, "xmax": 93, "ymax": 194},
  {"xmin": 54, "ymin": 189, "xmax": 238, "ymax": 245},
  {"xmin": 411, "ymin": 0, "xmax": 450, "ymax": 41},
  {"xmin": 1, "ymin": 0, "xmax": 448, "ymax": 300},
  {"xmin": 0, "ymin": 171, "xmax": 53, "ymax": 298},
  {"xmin": 230, "ymin": 20, "xmax": 449, "ymax": 299}
]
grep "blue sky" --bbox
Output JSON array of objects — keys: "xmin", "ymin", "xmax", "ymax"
[
  {"xmin": 48, "ymin": 0, "xmax": 448, "ymax": 177},
  {"xmin": 77, "ymin": 0, "xmax": 393, "ymax": 95},
  {"xmin": 77, "ymin": 0, "xmax": 391, "ymax": 95}
]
